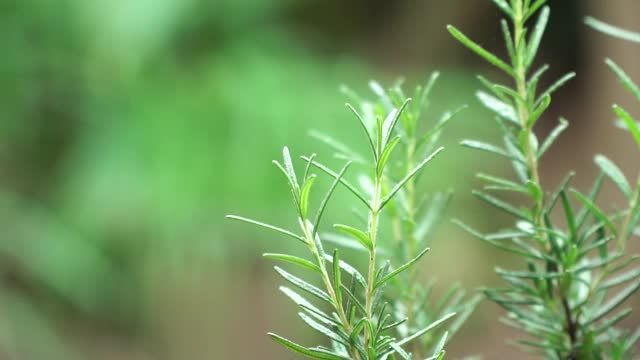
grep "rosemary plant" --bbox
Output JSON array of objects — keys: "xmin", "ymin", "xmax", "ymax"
[
  {"xmin": 449, "ymin": 0, "xmax": 640, "ymax": 358},
  {"xmin": 227, "ymin": 76, "xmax": 471, "ymax": 359},
  {"xmin": 318, "ymin": 75, "xmax": 480, "ymax": 359}
]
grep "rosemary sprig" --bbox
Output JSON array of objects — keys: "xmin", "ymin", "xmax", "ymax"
[{"xmin": 450, "ymin": 0, "xmax": 640, "ymax": 358}]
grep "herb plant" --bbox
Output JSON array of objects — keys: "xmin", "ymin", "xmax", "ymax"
[
  {"xmin": 449, "ymin": 0, "xmax": 640, "ymax": 358},
  {"xmin": 329, "ymin": 77, "xmax": 480, "ymax": 359},
  {"xmin": 227, "ymin": 75, "xmax": 475, "ymax": 359}
]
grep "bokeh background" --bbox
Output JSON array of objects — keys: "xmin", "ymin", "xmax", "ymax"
[{"xmin": 2, "ymin": 0, "xmax": 640, "ymax": 359}]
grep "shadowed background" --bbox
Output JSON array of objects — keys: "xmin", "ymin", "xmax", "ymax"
[{"xmin": 1, "ymin": 0, "xmax": 639, "ymax": 358}]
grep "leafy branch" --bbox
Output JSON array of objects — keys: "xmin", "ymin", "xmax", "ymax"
[
  {"xmin": 450, "ymin": 0, "xmax": 640, "ymax": 358},
  {"xmin": 335, "ymin": 75, "xmax": 480, "ymax": 359},
  {"xmin": 228, "ymin": 82, "xmax": 457, "ymax": 359}
]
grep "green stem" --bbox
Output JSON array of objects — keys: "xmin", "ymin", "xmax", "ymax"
[
  {"xmin": 514, "ymin": 2, "xmax": 542, "ymax": 212},
  {"xmin": 302, "ymin": 221, "xmax": 363, "ymax": 360},
  {"xmin": 513, "ymin": 1, "xmax": 577, "ymax": 355},
  {"xmin": 364, "ymin": 176, "xmax": 383, "ymax": 353}
]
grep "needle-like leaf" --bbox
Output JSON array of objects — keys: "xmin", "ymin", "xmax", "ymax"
[
  {"xmin": 374, "ymin": 247, "xmax": 430, "ymax": 289},
  {"xmin": 312, "ymin": 161, "xmax": 352, "ymax": 237},
  {"xmin": 571, "ymin": 189, "xmax": 618, "ymax": 237},
  {"xmin": 585, "ymin": 17, "xmax": 640, "ymax": 44},
  {"xmin": 226, "ymin": 215, "xmax": 306, "ymax": 244},
  {"xmin": 269, "ymin": 333, "xmax": 350, "ymax": 360},
  {"xmin": 346, "ymin": 103, "xmax": 378, "ymax": 160},
  {"xmin": 263, "ymin": 253, "xmax": 321, "ymax": 272},
  {"xmin": 613, "ymin": 105, "xmax": 640, "ymax": 151},
  {"xmin": 334, "ymin": 224, "xmax": 373, "ymax": 252},
  {"xmin": 594, "ymin": 154, "xmax": 632, "ymax": 198},
  {"xmin": 606, "ymin": 59, "xmax": 640, "ymax": 102},
  {"xmin": 448, "ymin": 25, "xmax": 515, "ymax": 76},
  {"xmin": 379, "ymin": 147, "xmax": 444, "ymax": 210},
  {"xmin": 526, "ymin": 6, "xmax": 550, "ymax": 68},
  {"xmin": 303, "ymin": 157, "xmax": 370, "ymax": 209}
]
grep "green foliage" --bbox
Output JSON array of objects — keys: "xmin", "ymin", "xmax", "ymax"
[
  {"xmin": 228, "ymin": 76, "xmax": 477, "ymax": 359},
  {"xmin": 336, "ymin": 76, "xmax": 480, "ymax": 359},
  {"xmin": 450, "ymin": 0, "xmax": 640, "ymax": 358}
]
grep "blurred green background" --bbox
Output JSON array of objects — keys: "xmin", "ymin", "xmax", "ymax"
[{"xmin": 1, "ymin": 0, "xmax": 639, "ymax": 358}]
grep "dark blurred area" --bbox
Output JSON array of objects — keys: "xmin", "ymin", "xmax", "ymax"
[{"xmin": 1, "ymin": 0, "xmax": 639, "ymax": 359}]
